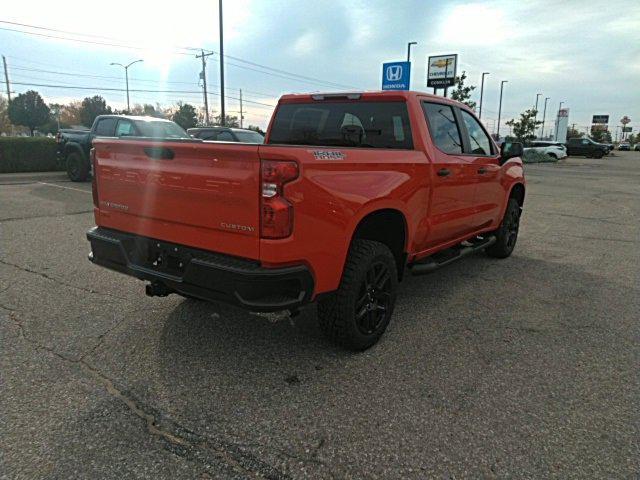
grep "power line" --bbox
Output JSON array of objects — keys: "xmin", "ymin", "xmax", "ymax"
[
  {"xmin": 0, "ymin": 80, "xmax": 276, "ymax": 107},
  {"xmin": 5, "ymin": 61, "xmax": 279, "ymax": 99},
  {"xmin": 0, "ymin": 25, "xmax": 194, "ymax": 56},
  {"xmin": 0, "ymin": 20, "xmax": 358, "ymax": 90},
  {"xmin": 0, "ymin": 19, "xmax": 202, "ymax": 52}
]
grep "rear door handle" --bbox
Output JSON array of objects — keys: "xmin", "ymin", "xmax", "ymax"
[
  {"xmin": 437, "ymin": 168, "xmax": 451, "ymax": 177},
  {"xmin": 477, "ymin": 167, "xmax": 487, "ymax": 174},
  {"xmin": 144, "ymin": 147, "xmax": 175, "ymax": 160}
]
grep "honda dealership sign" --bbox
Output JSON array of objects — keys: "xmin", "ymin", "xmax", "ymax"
[
  {"xmin": 381, "ymin": 61, "xmax": 411, "ymax": 90},
  {"xmin": 427, "ymin": 54, "xmax": 457, "ymax": 88}
]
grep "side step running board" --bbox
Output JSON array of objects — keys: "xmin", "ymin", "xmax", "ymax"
[{"xmin": 409, "ymin": 236, "xmax": 496, "ymax": 276}]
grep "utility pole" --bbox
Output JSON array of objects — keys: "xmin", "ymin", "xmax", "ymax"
[
  {"xmin": 496, "ymin": 80, "xmax": 508, "ymax": 138},
  {"xmin": 2, "ymin": 55, "xmax": 11, "ymax": 101},
  {"xmin": 540, "ymin": 97, "xmax": 549, "ymax": 139},
  {"xmin": 218, "ymin": 0, "xmax": 226, "ymax": 126},
  {"xmin": 239, "ymin": 89, "xmax": 243, "ymax": 128},
  {"xmin": 478, "ymin": 72, "xmax": 489, "ymax": 120},
  {"xmin": 196, "ymin": 49, "xmax": 213, "ymax": 124}
]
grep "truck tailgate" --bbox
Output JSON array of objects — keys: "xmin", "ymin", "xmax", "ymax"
[{"xmin": 92, "ymin": 139, "xmax": 261, "ymax": 259}]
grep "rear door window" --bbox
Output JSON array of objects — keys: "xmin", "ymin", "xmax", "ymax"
[
  {"xmin": 94, "ymin": 118, "xmax": 116, "ymax": 136},
  {"xmin": 269, "ymin": 101, "xmax": 413, "ymax": 149},
  {"xmin": 460, "ymin": 110, "xmax": 494, "ymax": 155},
  {"xmin": 422, "ymin": 102, "xmax": 463, "ymax": 154}
]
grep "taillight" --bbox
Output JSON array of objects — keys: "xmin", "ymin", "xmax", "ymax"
[
  {"xmin": 90, "ymin": 148, "xmax": 98, "ymax": 208},
  {"xmin": 260, "ymin": 160, "xmax": 298, "ymax": 239}
]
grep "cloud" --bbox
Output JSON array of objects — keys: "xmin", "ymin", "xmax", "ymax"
[{"xmin": 290, "ymin": 31, "xmax": 323, "ymax": 57}]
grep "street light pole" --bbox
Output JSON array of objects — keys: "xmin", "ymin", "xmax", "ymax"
[
  {"xmin": 534, "ymin": 93, "xmax": 542, "ymax": 136},
  {"xmin": 496, "ymin": 80, "xmax": 508, "ymax": 138},
  {"xmin": 555, "ymin": 101, "xmax": 564, "ymax": 141},
  {"xmin": 540, "ymin": 97, "xmax": 549, "ymax": 139},
  {"xmin": 406, "ymin": 41, "xmax": 417, "ymax": 90},
  {"xmin": 479, "ymin": 72, "xmax": 489, "ymax": 120},
  {"xmin": 406, "ymin": 41, "xmax": 417, "ymax": 62},
  {"xmin": 218, "ymin": 0, "xmax": 226, "ymax": 126},
  {"xmin": 110, "ymin": 59, "xmax": 143, "ymax": 112}
]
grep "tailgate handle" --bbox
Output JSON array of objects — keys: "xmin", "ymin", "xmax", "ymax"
[{"xmin": 143, "ymin": 147, "xmax": 174, "ymax": 160}]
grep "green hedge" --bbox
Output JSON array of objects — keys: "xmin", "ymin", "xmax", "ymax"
[{"xmin": 0, "ymin": 137, "xmax": 63, "ymax": 173}]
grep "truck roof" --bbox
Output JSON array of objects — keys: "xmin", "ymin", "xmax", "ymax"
[
  {"xmin": 278, "ymin": 90, "xmax": 467, "ymax": 107},
  {"xmin": 95, "ymin": 114, "xmax": 175, "ymax": 123}
]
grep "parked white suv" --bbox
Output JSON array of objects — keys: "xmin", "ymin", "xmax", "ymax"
[{"xmin": 526, "ymin": 141, "xmax": 568, "ymax": 159}]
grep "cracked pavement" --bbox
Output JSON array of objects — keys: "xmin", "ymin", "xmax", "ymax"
[{"xmin": 1, "ymin": 153, "xmax": 639, "ymax": 479}]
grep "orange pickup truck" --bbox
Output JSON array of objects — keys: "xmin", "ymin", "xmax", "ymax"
[{"xmin": 87, "ymin": 91, "xmax": 525, "ymax": 350}]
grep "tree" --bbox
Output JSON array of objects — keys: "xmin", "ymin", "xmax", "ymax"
[
  {"xmin": 80, "ymin": 96, "xmax": 112, "ymax": 127},
  {"xmin": 59, "ymin": 101, "xmax": 83, "ymax": 126},
  {"xmin": 7, "ymin": 90, "xmax": 51, "ymax": 136},
  {"xmin": 566, "ymin": 126, "xmax": 583, "ymax": 139},
  {"xmin": 450, "ymin": 71, "xmax": 477, "ymax": 109},
  {"xmin": 171, "ymin": 102, "xmax": 198, "ymax": 129},
  {"xmin": 590, "ymin": 127, "xmax": 612, "ymax": 143},
  {"xmin": 0, "ymin": 94, "xmax": 11, "ymax": 134},
  {"xmin": 505, "ymin": 109, "xmax": 542, "ymax": 144},
  {"xmin": 213, "ymin": 113, "xmax": 240, "ymax": 127},
  {"xmin": 247, "ymin": 125, "xmax": 265, "ymax": 135}
]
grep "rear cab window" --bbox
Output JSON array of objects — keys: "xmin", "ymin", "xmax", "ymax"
[
  {"xmin": 94, "ymin": 118, "xmax": 117, "ymax": 136},
  {"xmin": 115, "ymin": 120, "xmax": 136, "ymax": 137},
  {"xmin": 268, "ymin": 101, "xmax": 413, "ymax": 149}
]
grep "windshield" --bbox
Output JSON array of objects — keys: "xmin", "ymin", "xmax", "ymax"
[
  {"xmin": 233, "ymin": 130, "xmax": 265, "ymax": 143},
  {"xmin": 135, "ymin": 120, "xmax": 190, "ymax": 139},
  {"xmin": 268, "ymin": 101, "xmax": 413, "ymax": 149}
]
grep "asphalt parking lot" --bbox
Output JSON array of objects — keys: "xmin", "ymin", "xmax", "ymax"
[{"xmin": 1, "ymin": 152, "xmax": 639, "ymax": 479}]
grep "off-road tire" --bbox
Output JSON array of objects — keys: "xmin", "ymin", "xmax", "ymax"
[
  {"xmin": 317, "ymin": 239, "xmax": 398, "ymax": 351},
  {"xmin": 486, "ymin": 198, "xmax": 521, "ymax": 259},
  {"xmin": 66, "ymin": 151, "xmax": 89, "ymax": 182}
]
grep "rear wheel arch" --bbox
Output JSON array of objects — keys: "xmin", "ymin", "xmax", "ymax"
[
  {"xmin": 349, "ymin": 208, "xmax": 408, "ymax": 281},
  {"xmin": 509, "ymin": 183, "xmax": 525, "ymax": 209}
]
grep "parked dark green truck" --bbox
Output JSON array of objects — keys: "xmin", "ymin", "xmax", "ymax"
[
  {"xmin": 56, "ymin": 115, "xmax": 190, "ymax": 181},
  {"xmin": 565, "ymin": 137, "xmax": 609, "ymax": 158}
]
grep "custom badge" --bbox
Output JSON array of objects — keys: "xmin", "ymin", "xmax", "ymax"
[{"xmin": 311, "ymin": 150, "xmax": 345, "ymax": 160}]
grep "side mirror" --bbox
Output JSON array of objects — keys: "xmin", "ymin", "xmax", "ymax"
[{"xmin": 500, "ymin": 142, "xmax": 523, "ymax": 165}]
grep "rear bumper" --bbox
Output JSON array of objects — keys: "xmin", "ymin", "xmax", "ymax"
[{"xmin": 86, "ymin": 227, "xmax": 314, "ymax": 312}]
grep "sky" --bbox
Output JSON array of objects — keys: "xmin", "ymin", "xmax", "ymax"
[{"xmin": 1, "ymin": 0, "xmax": 639, "ymax": 135}]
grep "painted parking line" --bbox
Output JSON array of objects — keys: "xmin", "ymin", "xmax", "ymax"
[{"xmin": 38, "ymin": 182, "xmax": 92, "ymax": 194}]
